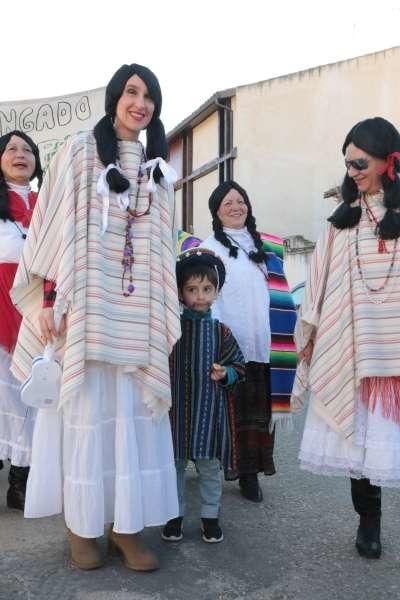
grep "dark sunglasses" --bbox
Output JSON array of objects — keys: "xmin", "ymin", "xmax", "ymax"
[{"xmin": 344, "ymin": 158, "xmax": 369, "ymax": 171}]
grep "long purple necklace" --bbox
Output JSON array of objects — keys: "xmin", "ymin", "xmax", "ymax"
[{"xmin": 121, "ymin": 158, "xmax": 152, "ymax": 297}]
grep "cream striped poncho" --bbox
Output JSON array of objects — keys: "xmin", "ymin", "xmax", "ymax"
[
  {"xmin": 293, "ymin": 193, "xmax": 400, "ymax": 439},
  {"xmin": 10, "ymin": 132, "xmax": 181, "ymax": 418}
]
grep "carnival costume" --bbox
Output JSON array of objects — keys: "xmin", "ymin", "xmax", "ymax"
[
  {"xmin": 11, "ymin": 132, "xmax": 181, "ymax": 537},
  {"xmin": 164, "ymin": 248, "xmax": 244, "ymax": 543},
  {"xmin": 294, "ymin": 191, "xmax": 400, "ymax": 486},
  {"xmin": 0, "ymin": 182, "xmax": 37, "ymax": 507},
  {"xmin": 203, "ymin": 229, "xmax": 297, "ymax": 482}
]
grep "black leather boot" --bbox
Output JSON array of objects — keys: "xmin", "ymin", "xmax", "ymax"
[
  {"xmin": 351, "ymin": 478, "xmax": 382, "ymax": 559},
  {"xmin": 356, "ymin": 515, "xmax": 381, "ymax": 559},
  {"xmin": 7, "ymin": 465, "xmax": 30, "ymax": 511},
  {"xmin": 239, "ymin": 474, "xmax": 263, "ymax": 502}
]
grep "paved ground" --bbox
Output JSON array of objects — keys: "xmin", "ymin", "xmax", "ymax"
[{"xmin": 1, "ymin": 412, "xmax": 400, "ymax": 600}]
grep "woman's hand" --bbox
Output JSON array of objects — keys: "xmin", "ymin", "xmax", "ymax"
[
  {"xmin": 298, "ymin": 339, "xmax": 314, "ymax": 365},
  {"xmin": 211, "ymin": 363, "xmax": 227, "ymax": 381},
  {"xmin": 38, "ymin": 308, "xmax": 67, "ymax": 344}
]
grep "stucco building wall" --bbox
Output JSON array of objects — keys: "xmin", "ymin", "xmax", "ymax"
[{"xmin": 168, "ymin": 47, "xmax": 400, "ymax": 286}]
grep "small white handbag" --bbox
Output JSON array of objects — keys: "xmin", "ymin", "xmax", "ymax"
[
  {"xmin": 20, "ymin": 308, "xmax": 63, "ymax": 409},
  {"xmin": 21, "ymin": 344, "xmax": 62, "ymax": 408},
  {"xmin": 20, "ymin": 344, "xmax": 62, "ymax": 409}
]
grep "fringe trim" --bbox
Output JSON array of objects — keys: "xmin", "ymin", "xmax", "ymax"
[
  {"xmin": 270, "ymin": 413, "xmax": 293, "ymax": 433},
  {"xmin": 360, "ymin": 377, "xmax": 400, "ymax": 424}
]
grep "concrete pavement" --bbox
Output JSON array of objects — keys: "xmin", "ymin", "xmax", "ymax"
[{"xmin": 1, "ymin": 413, "xmax": 400, "ymax": 600}]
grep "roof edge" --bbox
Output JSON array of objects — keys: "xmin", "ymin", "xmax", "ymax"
[
  {"xmin": 167, "ymin": 45, "xmax": 399, "ymax": 141},
  {"xmin": 167, "ymin": 87, "xmax": 236, "ymax": 141}
]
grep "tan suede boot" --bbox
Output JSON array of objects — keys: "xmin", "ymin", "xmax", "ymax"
[
  {"xmin": 67, "ymin": 528, "xmax": 104, "ymax": 570},
  {"xmin": 108, "ymin": 527, "xmax": 159, "ymax": 571}
]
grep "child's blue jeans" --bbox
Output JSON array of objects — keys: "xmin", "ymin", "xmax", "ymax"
[{"xmin": 175, "ymin": 458, "xmax": 222, "ymax": 518}]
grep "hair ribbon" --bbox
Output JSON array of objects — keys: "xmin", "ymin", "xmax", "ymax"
[
  {"xmin": 142, "ymin": 157, "xmax": 178, "ymax": 193},
  {"xmin": 96, "ymin": 163, "xmax": 130, "ymax": 235},
  {"xmin": 387, "ymin": 152, "xmax": 400, "ymax": 182}
]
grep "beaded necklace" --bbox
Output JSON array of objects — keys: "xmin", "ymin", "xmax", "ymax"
[
  {"xmin": 121, "ymin": 152, "xmax": 152, "ymax": 297},
  {"xmin": 355, "ymin": 195, "xmax": 398, "ymax": 304}
]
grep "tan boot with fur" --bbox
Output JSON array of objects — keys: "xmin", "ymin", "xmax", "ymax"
[
  {"xmin": 109, "ymin": 527, "xmax": 159, "ymax": 571},
  {"xmin": 67, "ymin": 528, "xmax": 104, "ymax": 570}
]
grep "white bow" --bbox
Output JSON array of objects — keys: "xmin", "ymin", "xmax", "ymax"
[
  {"xmin": 96, "ymin": 164, "xmax": 130, "ymax": 235},
  {"xmin": 142, "ymin": 157, "xmax": 178, "ymax": 193},
  {"xmin": 96, "ymin": 158, "xmax": 178, "ymax": 234}
]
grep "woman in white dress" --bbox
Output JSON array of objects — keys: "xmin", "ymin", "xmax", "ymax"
[
  {"xmin": 294, "ymin": 117, "xmax": 400, "ymax": 559},
  {"xmin": 11, "ymin": 64, "xmax": 180, "ymax": 571},
  {"xmin": 0, "ymin": 131, "xmax": 42, "ymax": 510},
  {"xmin": 202, "ymin": 181, "xmax": 297, "ymax": 502}
]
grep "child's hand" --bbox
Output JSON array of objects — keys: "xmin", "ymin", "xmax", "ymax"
[{"xmin": 211, "ymin": 363, "xmax": 227, "ymax": 381}]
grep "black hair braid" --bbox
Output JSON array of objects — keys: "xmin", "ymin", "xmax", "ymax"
[
  {"xmin": 93, "ymin": 115, "xmax": 130, "ymax": 193},
  {"xmin": 0, "ymin": 174, "xmax": 10, "ymax": 222},
  {"xmin": 246, "ymin": 214, "xmax": 266, "ymax": 263},
  {"xmin": 377, "ymin": 168, "xmax": 400, "ymax": 239},
  {"xmin": 36, "ymin": 170, "xmax": 43, "ymax": 190},
  {"xmin": 328, "ymin": 173, "xmax": 362, "ymax": 229},
  {"xmin": 146, "ymin": 118, "xmax": 168, "ymax": 184},
  {"xmin": 212, "ymin": 218, "xmax": 239, "ymax": 258}
]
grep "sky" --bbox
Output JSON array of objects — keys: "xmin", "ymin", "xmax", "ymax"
[{"xmin": 2, "ymin": 0, "xmax": 400, "ymax": 132}]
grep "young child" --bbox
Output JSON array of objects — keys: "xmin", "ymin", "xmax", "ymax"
[{"xmin": 163, "ymin": 248, "xmax": 245, "ymax": 543}]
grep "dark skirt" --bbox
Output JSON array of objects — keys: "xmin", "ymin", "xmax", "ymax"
[{"xmin": 226, "ymin": 361, "xmax": 275, "ymax": 479}]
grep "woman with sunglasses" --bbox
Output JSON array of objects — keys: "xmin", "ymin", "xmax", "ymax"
[
  {"xmin": 293, "ymin": 117, "xmax": 400, "ymax": 560},
  {"xmin": 10, "ymin": 64, "xmax": 180, "ymax": 571}
]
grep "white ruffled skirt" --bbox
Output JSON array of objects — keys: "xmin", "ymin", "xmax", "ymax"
[
  {"xmin": 300, "ymin": 392, "xmax": 400, "ymax": 487},
  {"xmin": 25, "ymin": 362, "xmax": 179, "ymax": 537},
  {"xmin": 0, "ymin": 346, "xmax": 36, "ymax": 465}
]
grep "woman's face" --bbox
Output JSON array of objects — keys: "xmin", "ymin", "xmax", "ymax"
[
  {"xmin": 0, "ymin": 135, "xmax": 36, "ymax": 185},
  {"xmin": 345, "ymin": 142, "xmax": 387, "ymax": 195},
  {"xmin": 216, "ymin": 189, "xmax": 249, "ymax": 229},
  {"xmin": 114, "ymin": 74, "xmax": 155, "ymax": 141}
]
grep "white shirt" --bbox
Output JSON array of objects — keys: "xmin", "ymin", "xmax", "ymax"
[
  {"xmin": 0, "ymin": 183, "xmax": 31, "ymax": 263},
  {"xmin": 202, "ymin": 227, "xmax": 271, "ymax": 363}
]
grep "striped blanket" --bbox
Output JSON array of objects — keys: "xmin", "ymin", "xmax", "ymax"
[{"xmin": 261, "ymin": 233, "xmax": 297, "ymax": 419}]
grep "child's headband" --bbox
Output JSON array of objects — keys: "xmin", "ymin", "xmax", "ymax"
[{"xmin": 176, "ymin": 248, "xmax": 226, "ymax": 290}]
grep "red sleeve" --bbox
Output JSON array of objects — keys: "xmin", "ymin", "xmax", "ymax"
[{"xmin": 43, "ymin": 279, "xmax": 57, "ymax": 308}]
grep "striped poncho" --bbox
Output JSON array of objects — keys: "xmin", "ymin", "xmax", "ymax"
[
  {"xmin": 293, "ymin": 193, "xmax": 400, "ymax": 438},
  {"xmin": 169, "ymin": 308, "xmax": 245, "ymax": 469},
  {"xmin": 10, "ymin": 132, "xmax": 181, "ymax": 418}
]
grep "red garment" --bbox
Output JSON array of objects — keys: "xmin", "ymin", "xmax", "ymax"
[
  {"xmin": 0, "ymin": 190, "xmax": 37, "ymax": 352},
  {"xmin": 0, "ymin": 263, "xmax": 21, "ymax": 352},
  {"xmin": 43, "ymin": 279, "xmax": 57, "ymax": 308},
  {"xmin": 386, "ymin": 152, "xmax": 400, "ymax": 182},
  {"xmin": 8, "ymin": 190, "xmax": 37, "ymax": 227},
  {"xmin": 360, "ymin": 377, "xmax": 400, "ymax": 424}
]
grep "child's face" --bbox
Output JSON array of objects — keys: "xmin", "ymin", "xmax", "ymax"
[{"xmin": 180, "ymin": 275, "xmax": 218, "ymax": 312}]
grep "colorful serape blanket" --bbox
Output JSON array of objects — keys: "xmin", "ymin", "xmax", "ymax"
[{"xmin": 261, "ymin": 233, "xmax": 297, "ymax": 421}]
